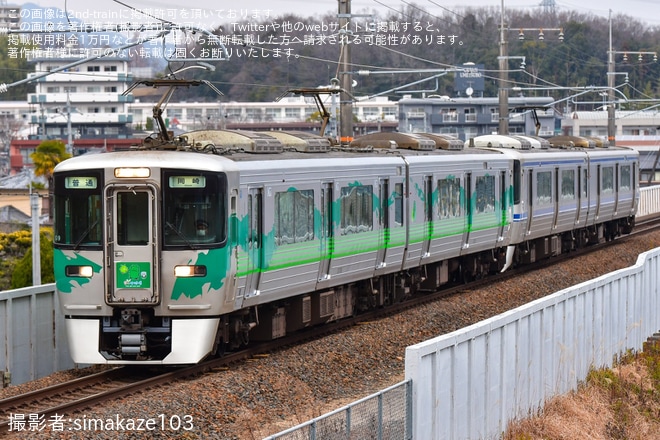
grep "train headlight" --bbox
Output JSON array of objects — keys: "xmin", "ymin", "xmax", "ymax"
[
  {"xmin": 174, "ymin": 265, "xmax": 207, "ymax": 277},
  {"xmin": 114, "ymin": 167, "xmax": 150, "ymax": 178},
  {"xmin": 66, "ymin": 265, "xmax": 94, "ymax": 277}
]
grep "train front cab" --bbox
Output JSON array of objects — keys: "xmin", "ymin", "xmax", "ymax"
[{"xmin": 53, "ymin": 159, "xmax": 235, "ymax": 364}]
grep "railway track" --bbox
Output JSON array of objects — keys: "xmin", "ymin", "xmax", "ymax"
[{"xmin": 3, "ymin": 216, "xmax": 660, "ymax": 436}]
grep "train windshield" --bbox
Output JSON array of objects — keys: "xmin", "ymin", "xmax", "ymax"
[
  {"xmin": 162, "ymin": 170, "xmax": 227, "ymax": 248},
  {"xmin": 53, "ymin": 171, "xmax": 104, "ymax": 249}
]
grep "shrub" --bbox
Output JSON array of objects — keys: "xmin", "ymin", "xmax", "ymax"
[{"xmin": 8, "ymin": 228, "xmax": 54, "ymax": 289}]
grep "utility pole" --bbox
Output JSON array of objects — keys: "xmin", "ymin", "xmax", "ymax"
[
  {"xmin": 607, "ymin": 10, "xmax": 657, "ymax": 146},
  {"xmin": 607, "ymin": 9, "xmax": 617, "ymax": 146},
  {"xmin": 66, "ymin": 91, "xmax": 73, "ymax": 155},
  {"xmin": 498, "ymin": 0, "xmax": 509, "ymax": 135},
  {"xmin": 29, "ymin": 171, "xmax": 41, "ymax": 286},
  {"xmin": 498, "ymin": 0, "xmax": 563, "ymax": 135},
  {"xmin": 338, "ymin": 0, "xmax": 353, "ymax": 144}
]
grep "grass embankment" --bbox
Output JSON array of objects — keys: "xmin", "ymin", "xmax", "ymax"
[{"xmin": 504, "ymin": 342, "xmax": 660, "ymax": 439}]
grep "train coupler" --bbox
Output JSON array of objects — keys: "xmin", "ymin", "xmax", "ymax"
[{"xmin": 119, "ymin": 333, "xmax": 146, "ymax": 355}]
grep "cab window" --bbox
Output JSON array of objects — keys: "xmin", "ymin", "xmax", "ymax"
[
  {"xmin": 53, "ymin": 171, "xmax": 103, "ymax": 249},
  {"xmin": 162, "ymin": 171, "xmax": 226, "ymax": 247}
]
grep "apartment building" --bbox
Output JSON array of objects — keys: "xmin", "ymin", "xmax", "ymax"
[
  {"xmin": 26, "ymin": 54, "xmax": 134, "ymax": 147},
  {"xmin": 398, "ymin": 95, "xmax": 558, "ymax": 140}
]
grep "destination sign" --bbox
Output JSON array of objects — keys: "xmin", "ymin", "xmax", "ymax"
[
  {"xmin": 169, "ymin": 176, "xmax": 206, "ymax": 188},
  {"xmin": 65, "ymin": 176, "xmax": 97, "ymax": 189}
]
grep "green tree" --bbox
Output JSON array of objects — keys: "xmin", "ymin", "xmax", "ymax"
[
  {"xmin": 30, "ymin": 139, "xmax": 72, "ymax": 187},
  {"xmin": 0, "ymin": 35, "xmax": 35, "ymax": 100},
  {"xmin": 10, "ymin": 229, "xmax": 54, "ymax": 289},
  {"xmin": 31, "ymin": 140, "xmax": 71, "ymax": 221}
]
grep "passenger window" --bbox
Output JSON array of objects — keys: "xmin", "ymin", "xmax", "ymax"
[
  {"xmin": 274, "ymin": 189, "xmax": 314, "ymax": 245},
  {"xmin": 602, "ymin": 167, "xmax": 614, "ymax": 194},
  {"xmin": 394, "ymin": 183, "xmax": 404, "ymax": 226},
  {"xmin": 340, "ymin": 185, "xmax": 373, "ymax": 235},
  {"xmin": 620, "ymin": 165, "xmax": 631, "ymax": 191},
  {"xmin": 437, "ymin": 178, "xmax": 462, "ymax": 218},
  {"xmin": 475, "ymin": 175, "xmax": 495, "ymax": 214},
  {"xmin": 561, "ymin": 170, "xmax": 575, "ymax": 200},
  {"xmin": 536, "ymin": 171, "xmax": 552, "ymax": 205}
]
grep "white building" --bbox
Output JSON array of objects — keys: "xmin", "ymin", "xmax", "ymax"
[
  {"xmin": 26, "ymin": 54, "xmax": 134, "ymax": 141},
  {"xmin": 0, "ymin": 2, "xmax": 20, "ymax": 31},
  {"xmin": 561, "ymin": 110, "xmax": 660, "ymax": 138},
  {"xmin": 127, "ymin": 95, "xmax": 398, "ymax": 134}
]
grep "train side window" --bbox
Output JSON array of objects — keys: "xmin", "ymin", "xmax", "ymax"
[
  {"xmin": 340, "ymin": 185, "xmax": 373, "ymax": 235},
  {"xmin": 274, "ymin": 189, "xmax": 314, "ymax": 245},
  {"xmin": 513, "ymin": 161, "xmax": 521, "ymax": 205},
  {"xmin": 437, "ymin": 177, "xmax": 461, "ymax": 219},
  {"xmin": 620, "ymin": 165, "xmax": 631, "ymax": 191},
  {"xmin": 475, "ymin": 175, "xmax": 495, "ymax": 213},
  {"xmin": 394, "ymin": 183, "xmax": 403, "ymax": 227},
  {"xmin": 561, "ymin": 169, "xmax": 575, "ymax": 200},
  {"xmin": 536, "ymin": 171, "xmax": 552, "ymax": 205},
  {"xmin": 602, "ymin": 166, "xmax": 614, "ymax": 194}
]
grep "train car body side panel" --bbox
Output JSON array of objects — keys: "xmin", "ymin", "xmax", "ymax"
[
  {"xmin": 233, "ymin": 157, "xmax": 407, "ymax": 306},
  {"xmin": 404, "ymin": 152, "xmax": 511, "ymax": 268}
]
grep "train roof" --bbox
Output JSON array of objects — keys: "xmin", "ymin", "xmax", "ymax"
[
  {"xmin": 54, "ymin": 130, "xmax": 638, "ymax": 175},
  {"xmin": 53, "ymin": 148, "xmax": 242, "ymax": 174}
]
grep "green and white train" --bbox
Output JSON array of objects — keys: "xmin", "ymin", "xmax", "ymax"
[{"xmin": 52, "ymin": 129, "xmax": 638, "ymax": 364}]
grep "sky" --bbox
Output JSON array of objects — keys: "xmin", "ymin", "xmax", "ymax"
[{"xmin": 13, "ymin": 0, "xmax": 660, "ymax": 28}]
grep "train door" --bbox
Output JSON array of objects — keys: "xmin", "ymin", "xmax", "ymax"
[
  {"xmin": 633, "ymin": 163, "xmax": 638, "ymax": 212},
  {"xmin": 576, "ymin": 166, "xmax": 582, "ymax": 224},
  {"xmin": 526, "ymin": 169, "xmax": 534, "ymax": 235},
  {"xmin": 614, "ymin": 164, "xmax": 620, "ymax": 215},
  {"xmin": 422, "ymin": 176, "xmax": 433, "ymax": 258},
  {"xmin": 498, "ymin": 170, "xmax": 507, "ymax": 240},
  {"xmin": 464, "ymin": 173, "xmax": 472, "ymax": 246},
  {"xmin": 106, "ymin": 185, "xmax": 158, "ymax": 305},
  {"xmin": 596, "ymin": 165, "xmax": 602, "ymax": 220},
  {"xmin": 582, "ymin": 167, "xmax": 591, "ymax": 224},
  {"xmin": 376, "ymin": 178, "xmax": 390, "ymax": 268},
  {"xmin": 319, "ymin": 182, "xmax": 333, "ymax": 281},
  {"xmin": 244, "ymin": 188, "xmax": 263, "ymax": 299},
  {"xmin": 553, "ymin": 168, "xmax": 560, "ymax": 229}
]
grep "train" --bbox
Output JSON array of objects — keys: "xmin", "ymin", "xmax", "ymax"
[{"xmin": 52, "ymin": 116, "xmax": 639, "ymax": 365}]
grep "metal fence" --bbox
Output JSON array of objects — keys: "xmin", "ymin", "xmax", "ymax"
[
  {"xmin": 263, "ymin": 380, "xmax": 412, "ymax": 440},
  {"xmin": 0, "ymin": 283, "xmax": 74, "ymax": 387},
  {"xmin": 638, "ymin": 184, "xmax": 660, "ymax": 218},
  {"xmin": 404, "ymin": 245, "xmax": 660, "ymax": 440}
]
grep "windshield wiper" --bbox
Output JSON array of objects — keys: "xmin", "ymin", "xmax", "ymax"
[
  {"xmin": 165, "ymin": 221, "xmax": 197, "ymax": 249},
  {"xmin": 73, "ymin": 219, "xmax": 100, "ymax": 250}
]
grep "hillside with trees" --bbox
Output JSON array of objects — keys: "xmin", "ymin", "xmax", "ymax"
[
  {"xmin": 167, "ymin": 6, "xmax": 660, "ymax": 106},
  {"xmin": 0, "ymin": 6, "xmax": 658, "ymax": 106}
]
